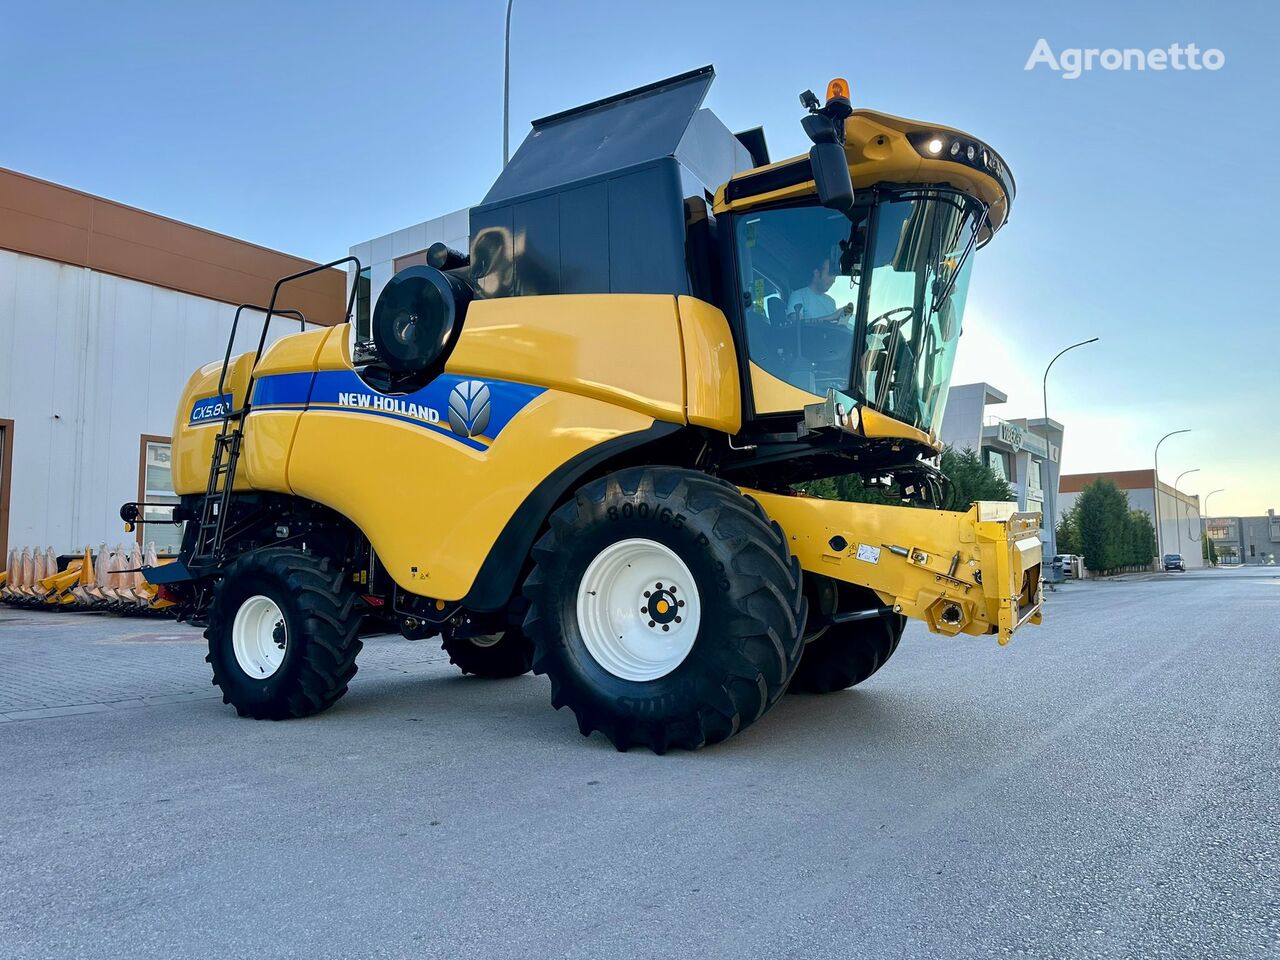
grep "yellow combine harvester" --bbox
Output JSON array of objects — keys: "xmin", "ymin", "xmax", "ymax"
[{"xmin": 123, "ymin": 68, "xmax": 1042, "ymax": 751}]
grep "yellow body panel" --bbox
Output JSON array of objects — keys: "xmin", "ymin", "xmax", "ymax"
[
  {"xmin": 289, "ymin": 391, "xmax": 656, "ymax": 597},
  {"xmin": 171, "ymin": 328, "xmax": 331, "ymax": 495},
  {"xmin": 256, "ymin": 327, "xmax": 332, "ymax": 376},
  {"xmin": 748, "ymin": 362, "xmax": 824, "ymax": 414},
  {"xmin": 714, "ymin": 109, "xmax": 1010, "ymax": 240},
  {"xmin": 171, "ymin": 354, "xmax": 252, "ymax": 495},
  {"xmin": 240, "ymin": 328, "xmax": 333, "ymax": 493},
  {"xmin": 859, "ymin": 407, "xmax": 938, "ymax": 449},
  {"xmin": 748, "ymin": 491, "xmax": 1043, "ymax": 644},
  {"xmin": 676, "ymin": 297, "xmax": 741, "ymax": 434},
  {"xmin": 240, "ymin": 413, "xmax": 301, "ymax": 494},
  {"xmin": 446, "ymin": 295, "xmax": 687, "ymax": 425}
]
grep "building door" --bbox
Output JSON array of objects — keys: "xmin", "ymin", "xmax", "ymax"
[
  {"xmin": 0, "ymin": 419, "xmax": 12, "ymax": 563},
  {"xmin": 137, "ymin": 435, "xmax": 182, "ymax": 555}
]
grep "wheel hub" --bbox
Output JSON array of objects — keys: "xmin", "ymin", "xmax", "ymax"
[
  {"xmin": 642, "ymin": 584, "xmax": 684, "ymax": 629},
  {"xmin": 231, "ymin": 594, "xmax": 288, "ymax": 679},
  {"xmin": 576, "ymin": 538, "xmax": 702, "ymax": 682}
]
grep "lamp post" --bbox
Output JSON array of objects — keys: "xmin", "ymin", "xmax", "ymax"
[
  {"xmin": 1204, "ymin": 488, "xmax": 1224, "ymax": 516},
  {"xmin": 1153, "ymin": 429, "xmax": 1191, "ymax": 562},
  {"xmin": 1201, "ymin": 488, "xmax": 1224, "ymax": 560},
  {"xmin": 1172, "ymin": 468, "xmax": 1199, "ymax": 555},
  {"xmin": 1041, "ymin": 337, "xmax": 1099, "ymax": 559},
  {"xmin": 503, "ymin": 0, "xmax": 514, "ymax": 166}
]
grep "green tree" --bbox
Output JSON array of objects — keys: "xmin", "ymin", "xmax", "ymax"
[
  {"xmin": 1127, "ymin": 510, "xmax": 1156, "ymax": 568},
  {"xmin": 1077, "ymin": 478, "xmax": 1132, "ymax": 573},
  {"xmin": 939, "ymin": 447, "xmax": 1013, "ymax": 510},
  {"xmin": 1202, "ymin": 534, "xmax": 1218, "ymax": 566},
  {"xmin": 797, "ymin": 446, "xmax": 1012, "ymax": 511},
  {"xmin": 1056, "ymin": 500, "xmax": 1082, "ymax": 555}
]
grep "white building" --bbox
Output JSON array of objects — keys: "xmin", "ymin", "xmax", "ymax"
[
  {"xmin": 1059, "ymin": 470, "xmax": 1204, "ymax": 569},
  {"xmin": 939, "ymin": 382, "xmax": 1064, "ymax": 554},
  {"xmin": 0, "ymin": 168, "xmax": 344, "ymax": 558},
  {"xmin": 348, "ymin": 208, "xmax": 470, "ymax": 326}
]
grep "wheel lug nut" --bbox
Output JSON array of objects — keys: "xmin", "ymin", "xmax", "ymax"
[
  {"xmin": 640, "ymin": 606, "xmax": 648, "ymax": 614},
  {"xmin": 662, "ymin": 624, "xmax": 669, "ymax": 632},
  {"xmin": 648, "ymin": 620, "xmax": 656, "ymax": 628},
  {"xmin": 677, "ymin": 600, "xmax": 685, "ymax": 608},
  {"xmin": 674, "ymin": 616, "xmax": 681, "ymax": 624},
  {"xmin": 655, "ymin": 583, "xmax": 663, "ymax": 589},
  {"xmin": 669, "ymin": 586, "xmax": 677, "ymax": 594},
  {"xmin": 644, "ymin": 591, "xmax": 651, "ymax": 598}
]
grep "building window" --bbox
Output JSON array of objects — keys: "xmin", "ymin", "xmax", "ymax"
[
  {"xmin": 138, "ymin": 436, "xmax": 182, "ymax": 554},
  {"xmin": 986, "ymin": 449, "xmax": 1008, "ymax": 483},
  {"xmin": 394, "ymin": 250, "xmax": 431, "ymax": 273},
  {"xmin": 354, "ymin": 267, "xmax": 372, "ymax": 341},
  {"xmin": 1028, "ymin": 459, "xmax": 1043, "ymax": 495},
  {"xmin": 1206, "ymin": 519, "xmax": 1236, "ymax": 541}
]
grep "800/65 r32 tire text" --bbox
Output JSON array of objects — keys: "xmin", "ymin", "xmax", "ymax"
[{"xmin": 522, "ymin": 467, "xmax": 807, "ymax": 752}]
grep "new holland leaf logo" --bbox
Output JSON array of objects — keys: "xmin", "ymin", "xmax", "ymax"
[{"xmin": 447, "ymin": 380, "xmax": 491, "ymax": 438}]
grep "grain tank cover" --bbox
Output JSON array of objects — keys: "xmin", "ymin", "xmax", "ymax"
[
  {"xmin": 470, "ymin": 65, "xmax": 752, "ymax": 299},
  {"xmin": 482, "ymin": 66, "xmax": 716, "ymax": 206}
]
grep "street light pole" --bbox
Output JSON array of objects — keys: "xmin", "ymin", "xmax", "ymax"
[
  {"xmin": 1172, "ymin": 468, "xmax": 1199, "ymax": 555},
  {"xmin": 1153, "ymin": 429, "xmax": 1191, "ymax": 562},
  {"xmin": 503, "ymin": 0, "xmax": 514, "ymax": 167},
  {"xmin": 1041, "ymin": 337, "xmax": 1098, "ymax": 559},
  {"xmin": 1201, "ymin": 488, "xmax": 1224, "ymax": 559},
  {"xmin": 1204, "ymin": 488, "xmax": 1224, "ymax": 516}
]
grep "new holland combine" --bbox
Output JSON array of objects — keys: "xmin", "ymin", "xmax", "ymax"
[{"xmin": 122, "ymin": 68, "xmax": 1043, "ymax": 751}]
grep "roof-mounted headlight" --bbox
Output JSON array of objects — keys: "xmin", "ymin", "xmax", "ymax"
[{"xmin": 906, "ymin": 131, "xmax": 1016, "ymax": 203}]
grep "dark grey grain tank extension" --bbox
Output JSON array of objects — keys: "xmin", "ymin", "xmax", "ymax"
[{"xmin": 468, "ymin": 65, "xmax": 759, "ymax": 299}]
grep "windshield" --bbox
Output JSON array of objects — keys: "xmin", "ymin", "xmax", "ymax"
[{"xmin": 734, "ymin": 191, "xmax": 983, "ymax": 436}]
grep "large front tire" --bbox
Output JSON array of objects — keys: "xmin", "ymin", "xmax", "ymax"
[
  {"xmin": 205, "ymin": 549, "xmax": 363, "ymax": 719},
  {"xmin": 522, "ymin": 467, "xmax": 807, "ymax": 753}
]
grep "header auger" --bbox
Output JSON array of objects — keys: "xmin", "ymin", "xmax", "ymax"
[{"xmin": 124, "ymin": 66, "xmax": 1042, "ymax": 751}]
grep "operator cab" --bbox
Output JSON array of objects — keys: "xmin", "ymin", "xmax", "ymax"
[
  {"xmin": 733, "ymin": 188, "xmax": 979, "ymax": 438},
  {"xmin": 714, "ymin": 78, "xmax": 1014, "ymax": 466}
]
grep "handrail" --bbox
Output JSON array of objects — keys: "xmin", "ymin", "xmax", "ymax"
[
  {"xmin": 214, "ymin": 255, "xmax": 361, "ymax": 408},
  {"xmin": 216, "ymin": 304, "xmax": 307, "ymax": 400},
  {"xmin": 245, "ymin": 256, "xmax": 362, "ymax": 407}
]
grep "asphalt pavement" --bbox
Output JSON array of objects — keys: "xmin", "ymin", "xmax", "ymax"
[{"xmin": 1, "ymin": 565, "xmax": 1276, "ymax": 959}]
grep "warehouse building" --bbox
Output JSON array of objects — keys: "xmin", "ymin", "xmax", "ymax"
[
  {"xmin": 1204, "ymin": 510, "xmax": 1279, "ymax": 565},
  {"xmin": 1058, "ymin": 469, "xmax": 1204, "ymax": 569},
  {"xmin": 938, "ymin": 382, "xmax": 1064, "ymax": 554},
  {"xmin": 0, "ymin": 168, "xmax": 344, "ymax": 559}
]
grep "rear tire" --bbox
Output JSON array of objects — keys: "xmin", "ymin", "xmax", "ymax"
[
  {"xmin": 205, "ymin": 549, "xmax": 363, "ymax": 719},
  {"xmin": 522, "ymin": 467, "xmax": 807, "ymax": 753},
  {"xmin": 441, "ymin": 628, "xmax": 534, "ymax": 678},
  {"xmin": 789, "ymin": 612, "xmax": 906, "ymax": 694}
]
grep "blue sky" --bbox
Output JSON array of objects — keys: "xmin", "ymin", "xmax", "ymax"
[{"xmin": 3, "ymin": 0, "xmax": 1276, "ymax": 514}]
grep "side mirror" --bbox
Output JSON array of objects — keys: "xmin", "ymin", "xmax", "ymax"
[{"xmin": 809, "ymin": 142, "xmax": 854, "ymax": 212}]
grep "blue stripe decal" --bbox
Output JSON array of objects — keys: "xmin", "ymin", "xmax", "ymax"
[
  {"xmin": 248, "ymin": 369, "xmax": 545, "ymax": 450},
  {"xmin": 189, "ymin": 394, "xmax": 233, "ymax": 425},
  {"xmin": 251, "ymin": 371, "xmax": 315, "ymax": 408}
]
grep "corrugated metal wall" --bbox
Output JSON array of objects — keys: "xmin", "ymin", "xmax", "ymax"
[{"xmin": 0, "ymin": 249, "xmax": 294, "ymax": 553}]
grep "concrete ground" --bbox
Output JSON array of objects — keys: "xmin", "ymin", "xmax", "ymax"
[{"xmin": 0, "ymin": 566, "xmax": 1276, "ymax": 959}]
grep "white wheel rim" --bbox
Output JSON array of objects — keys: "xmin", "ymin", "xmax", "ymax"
[
  {"xmin": 575, "ymin": 538, "xmax": 702, "ymax": 682},
  {"xmin": 469, "ymin": 633, "xmax": 502, "ymax": 648},
  {"xmin": 232, "ymin": 594, "xmax": 288, "ymax": 678}
]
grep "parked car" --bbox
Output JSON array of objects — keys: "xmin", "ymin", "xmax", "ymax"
[
  {"xmin": 1163, "ymin": 553, "xmax": 1186, "ymax": 572},
  {"xmin": 1051, "ymin": 554, "xmax": 1078, "ymax": 578}
]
